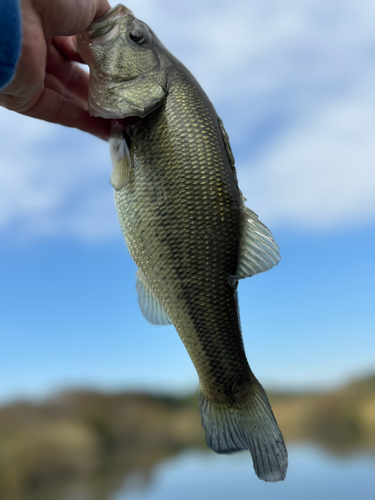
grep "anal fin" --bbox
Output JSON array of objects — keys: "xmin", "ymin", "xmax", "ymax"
[{"xmin": 136, "ymin": 270, "xmax": 172, "ymax": 325}]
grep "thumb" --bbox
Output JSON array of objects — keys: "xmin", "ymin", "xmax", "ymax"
[{"xmin": 35, "ymin": 0, "xmax": 111, "ymax": 37}]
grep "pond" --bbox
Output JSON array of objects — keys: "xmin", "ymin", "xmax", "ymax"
[{"xmin": 112, "ymin": 446, "xmax": 375, "ymax": 500}]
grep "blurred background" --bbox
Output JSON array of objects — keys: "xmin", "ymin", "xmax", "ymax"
[{"xmin": 0, "ymin": 0, "xmax": 374, "ymax": 498}]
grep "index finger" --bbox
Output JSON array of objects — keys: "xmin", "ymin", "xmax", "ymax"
[{"xmin": 53, "ymin": 36, "xmax": 86, "ymax": 64}]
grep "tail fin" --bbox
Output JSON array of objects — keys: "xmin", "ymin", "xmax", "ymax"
[{"xmin": 198, "ymin": 382, "xmax": 288, "ymax": 482}]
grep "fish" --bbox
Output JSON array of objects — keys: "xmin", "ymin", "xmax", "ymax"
[{"xmin": 77, "ymin": 4, "xmax": 288, "ymax": 482}]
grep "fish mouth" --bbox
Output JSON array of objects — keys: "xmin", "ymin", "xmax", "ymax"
[
  {"xmin": 86, "ymin": 4, "xmax": 133, "ymax": 39},
  {"xmin": 93, "ymin": 4, "xmax": 133, "ymax": 24},
  {"xmin": 77, "ymin": 5, "xmax": 134, "ymax": 61}
]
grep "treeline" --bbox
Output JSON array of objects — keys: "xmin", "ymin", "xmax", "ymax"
[
  {"xmin": 0, "ymin": 374, "xmax": 374, "ymax": 499},
  {"xmin": 270, "ymin": 374, "xmax": 375, "ymax": 453}
]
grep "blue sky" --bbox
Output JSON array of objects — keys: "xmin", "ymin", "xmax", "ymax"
[{"xmin": 1, "ymin": 0, "xmax": 375, "ymax": 403}]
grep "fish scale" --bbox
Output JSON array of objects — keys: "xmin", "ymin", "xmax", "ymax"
[
  {"xmin": 116, "ymin": 72, "xmax": 247, "ymax": 396},
  {"xmin": 78, "ymin": 3, "xmax": 288, "ymax": 482}
]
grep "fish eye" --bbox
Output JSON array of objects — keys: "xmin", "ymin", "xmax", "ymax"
[{"xmin": 129, "ymin": 29, "xmax": 145, "ymax": 44}]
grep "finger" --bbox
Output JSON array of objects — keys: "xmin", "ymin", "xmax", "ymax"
[
  {"xmin": 22, "ymin": 81, "xmax": 111, "ymax": 139},
  {"xmin": 46, "ymin": 41, "xmax": 90, "ymax": 104},
  {"xmin": 52, "ymin": 36, "xmax": 85, "ymax": 64},
  {"xmin": 1, "ymin": 47, "xmax": 90, "ymax": 116}
]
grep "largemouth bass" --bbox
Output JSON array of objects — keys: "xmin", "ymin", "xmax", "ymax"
[{"xmin": 78, "ymin": 4, "xmax": 287, "ymax": 481}]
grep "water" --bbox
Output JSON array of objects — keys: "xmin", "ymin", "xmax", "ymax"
[{"xmin": 112, "ymin": 446, "xmax": 375, "ymax": 500}]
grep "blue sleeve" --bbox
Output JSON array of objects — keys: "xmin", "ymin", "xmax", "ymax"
[{"xmin": 0, "ymin": 0, "xmax": 22, "ymax": 90}]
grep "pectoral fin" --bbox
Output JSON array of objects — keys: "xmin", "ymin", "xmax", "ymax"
[
  {"xmin": 136, "ymin": 270, "xmax": 172, "ymax": 325},
  {"xmin": 110, "ymin": 132, "xmax": 132, "ymax": 190}
]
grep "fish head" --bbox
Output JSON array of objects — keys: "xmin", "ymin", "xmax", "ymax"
[{"xmin": 77, "ymin": 4, "xmax": 169, "ymax": 119}]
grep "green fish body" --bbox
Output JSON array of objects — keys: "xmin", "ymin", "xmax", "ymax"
[{"xmin": 78, "ymin": 4, "xmax": 287, "ymax": 481}]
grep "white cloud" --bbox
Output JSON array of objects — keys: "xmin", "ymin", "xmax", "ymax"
[
  {"xmin": 238, "ymin": 74, "xmax": 375, "ymax": 230},
  {"xmin": 1, "ymin": 0, "xmax": 375, "ymax": 242},
  {"xmin": 0, "ymin": 109, "xmax": 118, "ymax": 242}
]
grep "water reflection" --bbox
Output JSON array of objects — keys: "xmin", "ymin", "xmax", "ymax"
[
  {"xmin": 114, "ymin": 447, "xmax": 375, "ymax": 500},
  {"xmin": 9, "ymin": 446, "xmax": 374, "ymax": 500}
]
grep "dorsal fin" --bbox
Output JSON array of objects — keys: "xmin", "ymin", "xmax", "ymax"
[
  {"xmin": 234, "ymin": 207, "xmax": 281, "ymax": 281},
  {"xmin": 218, "ymin": 116, "xmax": 246, "ymax": 202},
  {"xmin": 217, "ymin": 116, "xmax": 235, "ymax": 168},
  {"xmin": 217, "ymin": 116, "xmax": 280, "ymax": 282}
]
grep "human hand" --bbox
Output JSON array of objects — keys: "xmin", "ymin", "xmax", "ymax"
[{"xmin": 0, "ymin": 0, "xmax": 111, "ymax": 139}]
